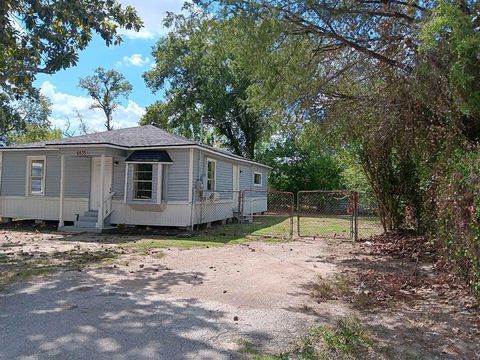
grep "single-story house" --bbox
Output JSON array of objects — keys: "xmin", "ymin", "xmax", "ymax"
[{"xmin": 0, "ymin": 125, "xmax": 270, "ymax": 232}]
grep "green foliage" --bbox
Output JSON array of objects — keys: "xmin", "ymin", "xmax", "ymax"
[
  {"xmin": 0, "ymin": 95, "xmax": 23, "ymax": 144},
  {"xmin": 436, "ymin": 147, "xmax": 480, "ymax": 296},
  {"xmin": 178, "ymin": 0, "xmax": 480, "ymax": 295},
  {"xmin": 2, "ymin": 95, "xmax": 59, "ymax": 145},
  {"xmin": 0, "ymin": 0, "xmax": 142, "ymax": 100},
  {"xmin": 237, "ymin": 318, "xmax": 372, "ymax": 360},
  {"xmin": 8, "ymin": 124, "xmax": 62, "ymax": 144},
  {"xmin": 258, "ymin": 135, "xmax": 344, "ymax": 193},
  {"xmin": 420, "ymin": 1, "xmax": 480, "ymax": 121},
  {"xmin": 79, "ymin": 67, "xmax": 132, "ymax": 130},
  {"xmin": 143, "ymin": 7, "xmax": 277, "ymax": 159}
]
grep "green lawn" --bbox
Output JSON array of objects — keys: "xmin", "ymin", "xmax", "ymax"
[
  {"xmin": 298, "ymin": 215, "xmax": 382, "ymax": 238},
  {"xmin": 124, "ymin": 216, "xmax": 383, "ymax": 253}
]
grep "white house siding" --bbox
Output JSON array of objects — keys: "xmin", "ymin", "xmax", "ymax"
[
  {"xmin": 192, "ymin": 149, "xmax": 269, "ymax": 224},
  {"xmin": 0, "ymin": 196, "xmax": 88, "ymax": 222},
  {"xmin": 0, "ymin": 146, "xmax": 269, "ymax": 227},
  {"xmin": 0, "ymin": 148, "xmax": 124, "ymax": 223},
  {"xmin": 112, "ymin": 158, "xmax": 126, "ymax": 200},
  {"xmin": 167, "ymin": 149, "xmax": 190, "ymax": 202},
  {"xmin": 110, "ymin": 201, "xmax": 191, "ymax": 227},
  {"xmin": 1, "ymin": 151, "xmax": 28, "ymax": 196}
]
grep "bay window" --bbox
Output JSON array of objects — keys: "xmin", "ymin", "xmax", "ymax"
[{"xmin": 133, "ymin": 163, "xmax": 153, "ymax": 199}]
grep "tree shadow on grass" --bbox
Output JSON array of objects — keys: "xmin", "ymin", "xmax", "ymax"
[{"xmin": 0, "ymin": 217, "xmax": 294, "ymax": 248}]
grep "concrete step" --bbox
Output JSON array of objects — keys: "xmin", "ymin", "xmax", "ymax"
[
  {"xmin": 60, "ymin": 225, "xmax": 117, "ymax": 234},
  {"xmin": 84, "ymin": 210, "xmax": 99, "ymax": 217},
  {"xmin": 74, "ymin": 220, "xmax": 101, "ymax": 228},
  {"xmin": 58, "ymin": 226, "xmax": 87, "ymax": 233},
  {"xmin": 78, "ymin": 215, "xmax": 98, "ymax": 222}
]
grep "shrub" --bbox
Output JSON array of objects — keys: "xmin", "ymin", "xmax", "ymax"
[{"xmin": 435, "ymin": 147, "xmax": 480, "ymax": 297}]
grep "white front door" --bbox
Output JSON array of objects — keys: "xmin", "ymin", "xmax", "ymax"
[
  {"xmin": 233, "ymin": 164, "xmax": 240, "ymax": 209},
  {"xmin": 90, "ymin": 157, "xmax": 113, "ymax": 210}
]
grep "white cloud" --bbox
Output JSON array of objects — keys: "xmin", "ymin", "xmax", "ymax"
[
  {"xmin": 116, "ymin": 53, "xmax": 150, "ymax": 67},
  {"xmin": 40, "ymin": 81, "xmax": 145, "ymax": 133},
  {"xmin": 117, "ymin": 0, "xmax": 186, "ymax": 39},
  {"xmin": 121, "ymin": 28, "xmax": 155, "ymax": 40}
]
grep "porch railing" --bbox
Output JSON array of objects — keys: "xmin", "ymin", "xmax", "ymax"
[{"xmin": 97, "ymin": 191, "xmax": 115, "ymax": 228}]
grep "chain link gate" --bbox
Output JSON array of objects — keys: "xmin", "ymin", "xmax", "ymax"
[
  {"xmin": 193, "ymin": 189, "xmax": 294, "ymax": 239},
  {"xmin": 297, "ymin": 190, "xmax": 358, "ymax": 240},
  {"xmin": 238, "ymin": 189, "xmax": 295, "ymax": 239}
]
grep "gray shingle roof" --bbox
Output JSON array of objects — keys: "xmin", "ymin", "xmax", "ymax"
[
  {"xmin": 50, "ymin": 125, "xmax": 196, "ymax": 147},
  {"xmin": 0, "ymin": 125, "xmax": 270, "ymax": 168},
  {"xmin": 2, "ymin": 125, "xmax": 195, "ymax": 148}
]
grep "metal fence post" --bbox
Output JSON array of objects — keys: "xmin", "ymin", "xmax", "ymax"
[
  {"xmin": 352, "ymin": 191, "xmax": 357, "ymax": 240},
  {"xmin": 297, "ymin": 192, "xmax": 301, "ymax": 237}
]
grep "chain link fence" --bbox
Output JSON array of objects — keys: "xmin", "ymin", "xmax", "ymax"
[
  {"xmin": 193, "ymin": 188, "xmax": 381, "ymax": 241},
  {"xmin": 297, "ymin": 190, "xmax": 356, "ymax": 239},
  {"xmin": 238, "ymin": 190, "xmax": 294, "ymax": 239},
  {"xmin": 297, "ymin": 190, "xmax": 382, "ymax": 240},
  {"xmin": 193, "ymin": 189, "xmax": 294, "ymax": 239},
  {"xmin": 355, "ymin": 191, "xmax": 383, "ymax": 239}
]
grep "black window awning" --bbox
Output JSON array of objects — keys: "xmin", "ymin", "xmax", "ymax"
[{"xmin": 125, "ymin": 150, "xmax": 173, "ymax": 163}]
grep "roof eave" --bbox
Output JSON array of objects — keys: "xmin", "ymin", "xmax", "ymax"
[{"xmin": 0, "ymin": 142, "xmax": 271, "ymax": 169}]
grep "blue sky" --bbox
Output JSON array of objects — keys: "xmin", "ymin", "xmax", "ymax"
[{"xmin": 34, "ymin": 0, "xmax": 185, "ymax": 133}]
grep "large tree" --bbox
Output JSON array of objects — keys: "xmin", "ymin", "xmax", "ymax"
[
  {"xmin": 258, "ymin": 130, "xmax": 344, "ymax": 194},
  {"xmin": 79, "ymin": 67, "xmax": 133, "ymax": 131},
  {"xmin": 193, "ymin": 0, "xmax": 479, "ymax": 229},
  {"xmin": 2, "ymin": 95, "xmax": 59, "ymax": 145},
  {"xmin": 0, "ymin": 0, "xmax": 142, "ymax": 100},
  {"xmin": 143, "ymin": 8, "xmax": 272, "ymax": 159},
  {"xmin": 0, "ymin": 0, "xmax": 142, "ymax": 142}
]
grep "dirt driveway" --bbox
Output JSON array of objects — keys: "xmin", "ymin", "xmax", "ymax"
[
  {"xmin": 0, "ymin": 229, "xmax": 338, "ymax": 360},
  {"xmin": 0, "ymin": 227, "xmax": 479, "ymax": 359}
]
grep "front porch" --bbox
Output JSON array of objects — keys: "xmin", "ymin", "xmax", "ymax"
[{"xmin": 58, "ymin": 149, "xmax": 121, "ymax": 233}]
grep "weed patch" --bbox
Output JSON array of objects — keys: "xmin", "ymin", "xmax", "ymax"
[
  {"xmin": 311, "ymin": 273, "xmax": 353, "ymax": 301},
  {"xmin": 237, "ymin": 340, "xmax": 286, "ymax": 360},
  {"xmin": 237, "ymin": 318, "xmax": 373, "ymax": 360}
]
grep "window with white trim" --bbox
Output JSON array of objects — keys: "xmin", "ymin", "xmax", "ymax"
[
  {"xmin": 206, "ymin": 159, "xmax": 216, "ymax": 191},
  {"xmin": 133, "ymin": 164, "xmax": 153, "ymax": 199},
  {"xmin": 253, "ymin": 171, "xmax": 262, "ymax": 186},
  {"xmin": 28, "ymin": 156, "xmax": 45, "ymax": 195}
]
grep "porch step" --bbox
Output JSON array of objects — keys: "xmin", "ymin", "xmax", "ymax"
[
  {"xmin": 75, "ymin": 220, "xmax": 99, "ymax": 228},
  {"xmin": 60, "ymin": 225, "xmax": 117, "ymax": 234},
  {"xmin": 78, "ymin": 215, "xmax": 98, "ymax": 222},
  {"xmin": 62, "ymin": 209, "xmax": 114, "ymax": 233},
  {"xmin": 84, "ymin": 210, "xmax": 99, "ymax": 217}
]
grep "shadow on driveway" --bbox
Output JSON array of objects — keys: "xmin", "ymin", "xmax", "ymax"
[{"xmin": 0, "ymin": 268, "xmax": 270, "ymax": 359}]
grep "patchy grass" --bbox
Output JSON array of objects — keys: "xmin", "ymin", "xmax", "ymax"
[
  {"xmin": 237, "ymin": 340, "xmax": 286, "ymax": 360},
  {"xmin": 237, "ymin": 318, "xmax": 373, "ymax": 360},
  {"xmin": 0, "ymin": 248, "xmax": 120, "ymax": 289},
  {"xmin": 122, "ymin": 237, "xmax": 245, "ymax": 253},
  {"xmin": 121, "ymin": 216, "xmax": 381, "ymax": 253},
  {"xmin": 305, "ymin": 317, "xmax": 373, "ymax": 359},
  {"xmin": 122, "ymin": 218, "xmax": 295, "ymax": 252},
  {"xmin": 311, "ymin": 273, "xmax": 353, "ymax": 301}
]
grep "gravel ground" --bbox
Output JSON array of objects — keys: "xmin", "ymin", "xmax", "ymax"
[
  {"xmin": 2, "ymin": 228, "xmax": 478, "ymax": 359},
  {"xmin": 0, "ymin": 230, "xmax": 341, "ymax": 360}
]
